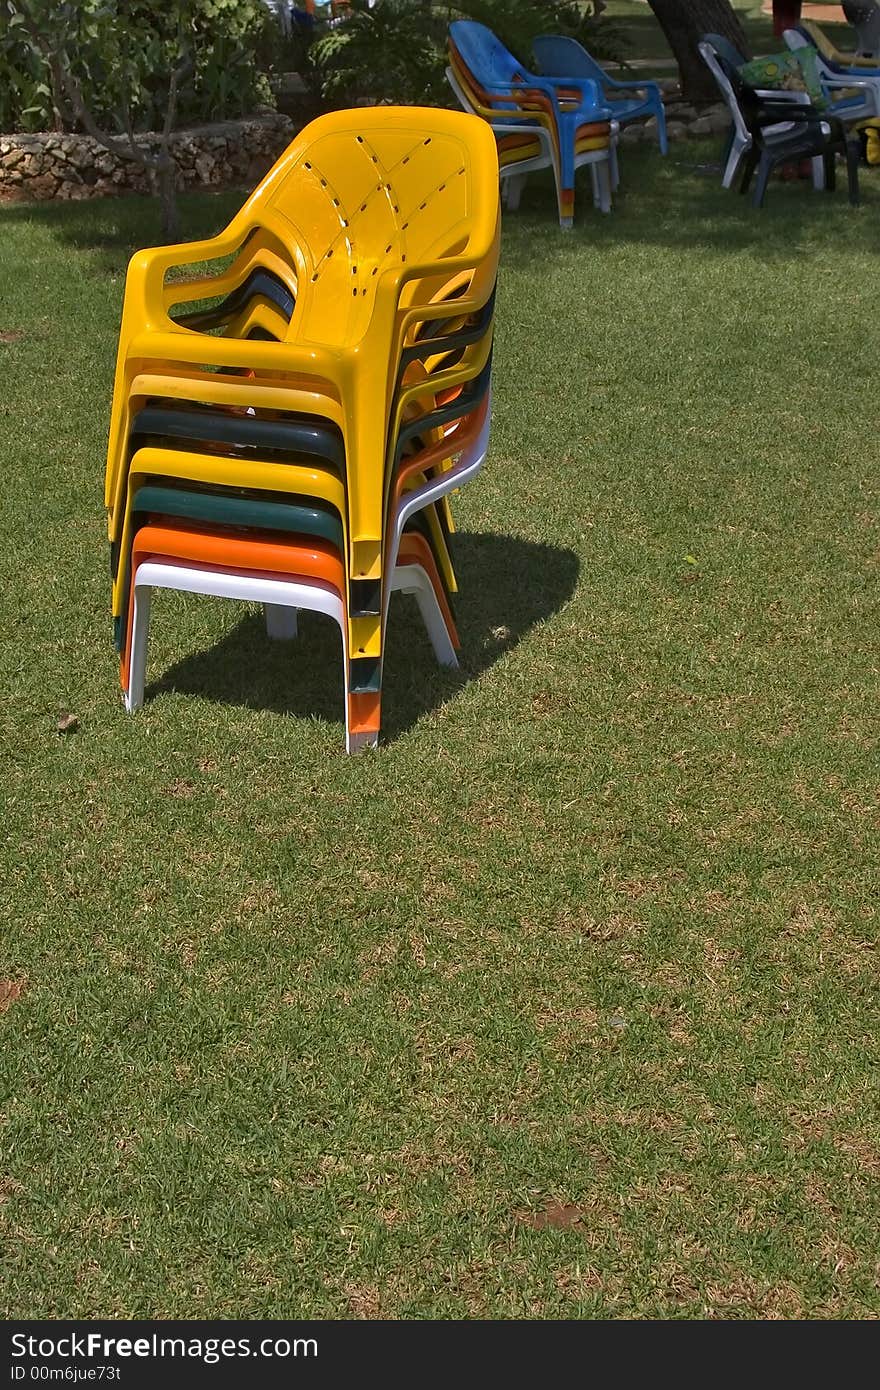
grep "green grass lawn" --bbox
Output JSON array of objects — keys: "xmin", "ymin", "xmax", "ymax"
[
  {"xmin": 605, "ymin": 1, "xmax": 854, "ymax": 67},
  {"xmin": 1, "ymin": 146, "xmax": 879, "ymax": 1319}
]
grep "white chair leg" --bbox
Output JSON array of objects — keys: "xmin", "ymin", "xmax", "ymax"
[
  {"xmin": 394, "ymin": 568, "xmax": 458, "ymax": 669},
  {"xmin": 264, "ymin": 603, "xmax": 298, "ymax": 640},
  {"xmin": 723, "ymin": 134, "xmax": 748, "ymax": 189},
  {"xmin": 597, "ymin": 160, "xmax": 612, "ymax": 214},
  {"xmin": 812, "ymin": 155, "xmax": 825, "ymax": 190},
  {"xmin": 503, "ymin": 172, "xmax": 527, "ymax": 211},
  {"xmin": 610, "ymin": 141, "xmax": 620, "ymax": 192},
  {"xmin": 590, "ymin": 163, "xmax": 600, "ymax": 208},
  {"xmin": 124, "ymin": 584, "xmax": 151, "ymax": 712}
]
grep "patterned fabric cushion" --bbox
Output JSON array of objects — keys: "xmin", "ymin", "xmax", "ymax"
[{"xmin": 738, "ymin": 47, "xmax": 827, "ymax": 109}]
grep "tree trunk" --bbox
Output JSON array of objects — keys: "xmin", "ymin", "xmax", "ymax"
[
  {"xmin": 646, "ymin": 0, "xmax": 752, "ymax": 102},
  {"xmin": 772, "ymin": 1, "xmax": 802, "ymax": 38},
  {"xmin": 152, "ymin": 152, "xmax": 180, "ymax": 243}
]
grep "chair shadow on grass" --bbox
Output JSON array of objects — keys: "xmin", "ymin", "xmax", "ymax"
[{"xmin": 143, "ymin": 531, "xmax": 579, "ymax": 745}]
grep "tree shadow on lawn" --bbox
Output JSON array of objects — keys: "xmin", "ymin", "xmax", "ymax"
[
  {"xmin": 0, "ymin": 187, "xmax": 242, "ymax": 273},
  {"xmin": 501, "ymin": 142, "xmax": 880, "ymax": 263},
  {"xmin": 143, "ymin": 531, "xmax": 579, "ymax": 745},
  {"xmin": 3, "ymin": 142, "xmax": 877, "ymax": 276}
]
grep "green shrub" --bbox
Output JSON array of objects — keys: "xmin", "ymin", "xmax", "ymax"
[
  {"xmin": 0, "ymin": 9, "xmax": 48, "ymax": 131},
  {"xmin": 306, "ymin": 0, "xmax": 627, "ymax": 112},
  {"xmin": 309, "ymin": 0, "xmax": 448, "ymax": 108},
  {"xmin": 0, "ymin": 0, "xmax": 277, "ymax": 134},
  {"xmin": 453, "ymin": 0, "xmax": 629, "ymax": 70}
]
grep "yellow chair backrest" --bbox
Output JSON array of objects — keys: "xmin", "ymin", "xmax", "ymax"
[
  {"xmin": 800, "ymin": 20, "xmax": 880, "ymax": 68},
  {"xmin": 147, "ymin": 107, "xmax": 499, "ymax": 353}
]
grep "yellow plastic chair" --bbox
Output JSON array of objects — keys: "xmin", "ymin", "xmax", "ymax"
[
  {"xmin": 800, "ymin": 20, "xmax": 880, "ymax": 70},
  {"xmin": 113, "ymin": 339, "xmax": 483, "ymax": 633},
  {"xmin": 106, "ymin": 260, "xmax": 497, "ymax": 546},
  {"xmin": 112, "ymin": 320, "xmax": 491, "ymax": 681},
  {"xmin": 105, "ymin": 248, "xmax": 498, "ymax": 547},
  {"xmin": 114, "ymin": 383, "xmax": 467, "ymax": 649},
  {"xmin": 108, "ymin": 283, "xmax": 496, "ymax": 692},
  {"xmin": 105, "ymin": 106, "xmax": 500, "ymax": 595},
  {"xmin": 113, "ymin": 445, "xmax": 350, "ymax": 634},
  {"xmin": 105, "ymin": 107, "xmax": 499, "ymax": 747}
]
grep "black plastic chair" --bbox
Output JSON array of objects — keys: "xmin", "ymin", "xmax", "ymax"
[
  {"xmin": 739, "ymin": 96, "xmax": 859, "ymax": 207},
  {"xmin": 710, "ymin": 42, "xmax": 860, "ymax": 207}
]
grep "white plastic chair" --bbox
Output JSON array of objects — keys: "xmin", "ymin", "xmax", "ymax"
[{"xmin": 783, "ymin": 28, "xmax": 880, "ymax": 123}]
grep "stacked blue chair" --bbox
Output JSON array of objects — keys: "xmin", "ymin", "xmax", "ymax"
[
  {"xmin": 448, "ymin": 19, "xmax": 617, "ymax": 229},
  {"xmin": 532, "ymin": 34, "xmax": 668, "ymax": 154}
]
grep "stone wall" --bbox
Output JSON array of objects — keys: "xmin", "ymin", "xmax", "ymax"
[
  {"xmin": 620, "ymin": 99, "xmax": 732, "ymax": 147},
  {"xmin": 0, "ymin": 98, "xmax": 732, "ymax": 204},
  {"xmin": 0, "ymin": 114, "xmax": 295, "ymax": 203}
]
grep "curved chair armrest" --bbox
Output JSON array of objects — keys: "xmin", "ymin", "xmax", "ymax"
[
  {"xmin": 826, "ymin": 62, "xmax": 880, "ymax": 77},
  {"xmin": 754, "ymin": 102, "xmax": 825, "ymax": 127},
  {"xmin": 754, "ymin": 88, "xmax": 810, "ymax": 102},
  {"xmin": 822, "ymin": 76, "xmax": 878, "ymax": 88},
  {"xmin": 823, "ymin": 78, "xmax": 880, "ymax": 115},
  {"xmin": 542, "ymin": 74, "xmax": 606, "ymax": 108},
  {"xmin": 603, "ymin": 72, "xmax": 663, "ymax": 97},
  {"xmin": 122, "ymin": 225, "xmax": 256, "ymax": 333},
  {"xmin": 471, "ymin": 70, "xmax": 605, "ymax": 114}
]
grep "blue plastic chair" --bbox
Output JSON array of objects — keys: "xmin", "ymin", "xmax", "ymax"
[
  {"xmin": 448, "ymin": 19, "xmax": 613, "ymax": 228},
  {"xmin": 533, "ymin": 34, "xmax": 668, "ymax": 154}
]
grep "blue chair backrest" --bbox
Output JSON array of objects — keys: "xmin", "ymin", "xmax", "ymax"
[
  {"xmin": 449, "ymin": 19, "xmax": 529, "ymax": 89},
  {"xmin": 532, "ymin": 34, "xmax": 604, "ymax": 82}
]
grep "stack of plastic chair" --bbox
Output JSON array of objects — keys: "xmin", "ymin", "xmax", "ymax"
[
  {"xmin": 700, "ymin": 33, "xmax": 860, "ymax": 207},
  {"xmin": 532, "ymin": 34, "xmax": 668, "ymax": 154},
  {"xmin": 447, "ymin": 19, "xmax": 616, "ymax": 229},
  {"xmin": 104, "ymin": 106, "xmax": 500, "ymax": 752},
  {"xmin": 701, "ymin": 31, "xmax": 832, "ymax": 191}
]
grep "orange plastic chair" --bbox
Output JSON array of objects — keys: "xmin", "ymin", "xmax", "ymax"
[{"xmin": 123, "ymin": 521, "xmax": 457, "ymax": 749}]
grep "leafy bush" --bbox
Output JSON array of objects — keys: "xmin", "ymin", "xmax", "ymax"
[
  {"xmin": 0, "ymin": 10, "xmax": 49, "ymax": 132},
  {"xmin": 453, "ymin": 0, "xmax": 628, "ymax": 69},
  {"xmin": 309, "ymin": 0, "xmax": 448, "ymax": 108},
  {"xmin": 0, "ymin": 0, "xmax": 277, "ymax": 134},
  {"xmin": 307, "ymin": 0, "xmax": 627, "ymax": 111}
]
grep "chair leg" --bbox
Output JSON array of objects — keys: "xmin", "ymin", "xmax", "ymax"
[
  {"xmin": 738, "ymin": 146, "xmax": 759, "ymax": 195},
  {"xmin": 397, "ymin": 574, "xmax": 459, "ymax": 669},
  {"xmin": 264, "ymin": 603, "xmax": 298, "ymax": 640},
  {"xmin": 347, "ymin": 690, "xmax": 380, "ymax": 754},
  {"xmin": 656, "ymin": 104, "xmax": 669, "ymax": 156},
  {"xmin": 845, "ymin": 138, "xmax": 861, "ymax": 205},
  {"xmin": 823, "ymin": 148, "xmax": 836, "ymax": 192},
  {"xmin": 503, "ymin": 171, "xmax": 527, "ymax": 212},
  {"xmin": 722, "ymin": 128, "xmax": 745, "ymax": 189},
  {"xmin": 811, "ymin": 155, "xmax": 825, "ymax": 190},
  {"xmin": 596, "ymin": 160, "xmax": 612, "ymax": 214},
  {"xmin": 752, "ymin": 152, "xmax": 773, "ymax": 208},
  {"xmin": 123, "ymin": 585, "xmax": 151, "ymax": 712}
]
